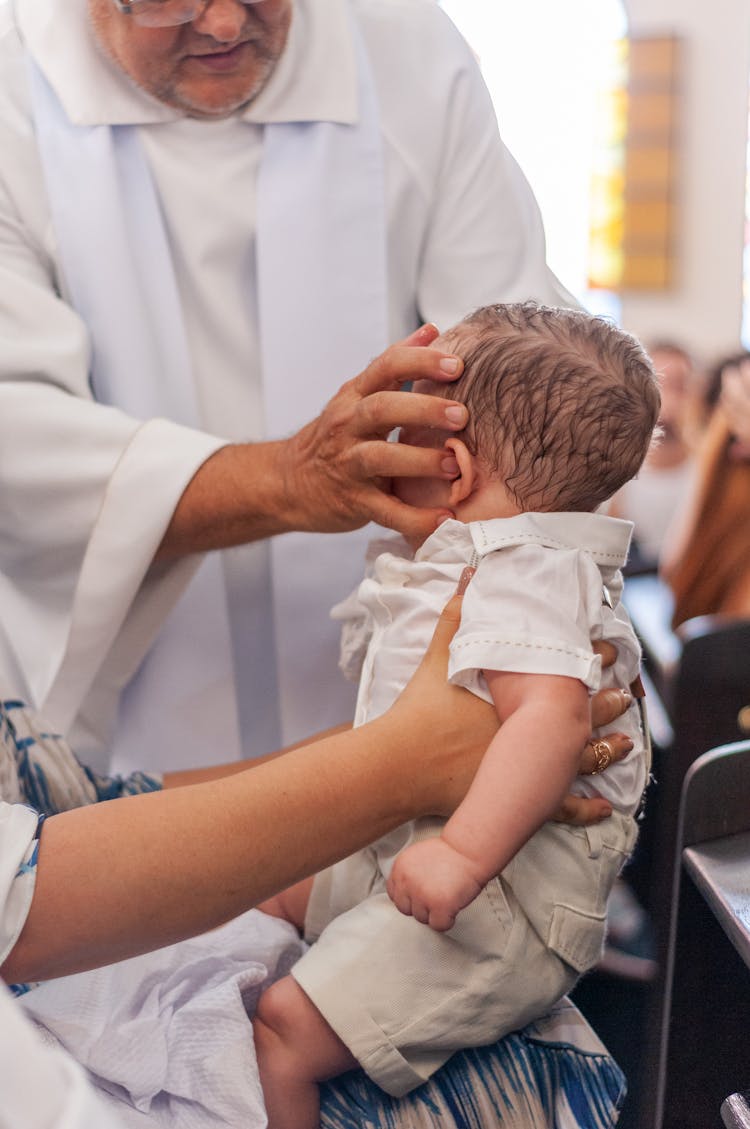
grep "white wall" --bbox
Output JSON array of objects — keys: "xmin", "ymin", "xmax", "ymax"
[{"xmin": 620, "ymin": 0, "xmax": 750, "ymax": 361}]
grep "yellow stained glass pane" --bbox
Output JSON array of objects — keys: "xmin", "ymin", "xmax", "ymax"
[{"xmin": 589, "ymin": 34, "xmax": 679, "ymax": 292}]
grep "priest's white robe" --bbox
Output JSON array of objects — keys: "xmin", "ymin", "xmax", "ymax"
[{"xmin": 0, "ymin": 0, "xmax": 574, "ymax": 772}]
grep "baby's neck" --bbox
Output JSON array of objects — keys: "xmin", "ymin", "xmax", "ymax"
[
  {"xmin": 454, "ymin": 479, "xmax": 523, "ymax": 526},
  {"xmin": 409, "ymin": 484, "xmax": 523, "ymax": 552}
]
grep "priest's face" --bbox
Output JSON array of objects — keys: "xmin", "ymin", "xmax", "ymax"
[{"xmin": 88, "ymin": 0, "xmax": 292, "ymax": 119}]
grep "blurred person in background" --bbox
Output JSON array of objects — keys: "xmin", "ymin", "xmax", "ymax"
[
  {"xmin": 609, "ymin": 342, "xmax": 703, "ymax": 573},
  {"xmin": 662, "ymin": 351, "xmax": 750, "ymax": 628}
]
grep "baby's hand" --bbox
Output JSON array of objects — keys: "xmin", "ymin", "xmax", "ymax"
[{"xmin": 386, "ymin": 838, "xmax": 485, "ymax": 932}]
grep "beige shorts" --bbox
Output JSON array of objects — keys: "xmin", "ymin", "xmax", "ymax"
[{"xmin": 293, "ymin": 812, "xmax": 636, "ymax": 1097}]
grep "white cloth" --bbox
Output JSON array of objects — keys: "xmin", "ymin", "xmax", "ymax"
[
  {"xmin": 0, "ymin": 801, "xmax": 37, "ymax": 969},
  {"xmin": 0, "ymin": 982, "xmax": 128, "ymax": 1129},
  {"xmin": 335, "ymin": 512, "xmax": 646, "ymax": 812},
  {"xmin": 19, "ymin": 909, "xmax": 306, "ymax": 1129},
  {"xmin": 0, "ymin": 0, "xmax": 574, "ymax": 774}
]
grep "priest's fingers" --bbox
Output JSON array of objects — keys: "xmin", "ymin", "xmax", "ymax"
[
  {"xmin": 359, "ymin": 491, "xmax": 453, "ymax": 544},
  {"xmin": 352, "ymin": 388, "xmax": 468, "ymax": 438},
  {"xmin": 354, "ymin": 437, "xmax": 458, "ymax": 481},
  {"xmin": 354, "ymin": 339, "xmax": 464, "ymax": 397}
]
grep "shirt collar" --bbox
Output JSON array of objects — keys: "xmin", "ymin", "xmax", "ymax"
[
  {"xmin": 470, "ymin": 511, "xmax": 634, "ymax": 568},
  {"xmin": 16, "ymin": 0, "xmax": 357, "ymax": 126}
]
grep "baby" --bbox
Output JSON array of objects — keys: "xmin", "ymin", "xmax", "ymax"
[{"xmin": 253, "ymin": 302, "xmax": 660, "ymax": 1128}]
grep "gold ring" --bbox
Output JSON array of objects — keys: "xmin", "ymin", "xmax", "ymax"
[{"xmin": 589, "ymin": 738, "xmax": 613, "ymax": 774}]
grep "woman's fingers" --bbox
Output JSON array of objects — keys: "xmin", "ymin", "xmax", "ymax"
[
  {"xmin": 720, "ymin": 359, "xmax": 750, "ymax": 445},
  {"xmin": 419, "ymin": 592, "xmax": 466, "ymax": 677},
  {"xmin": 555, "ymin": 730, "xmax": 634, "ymax": 826},
  {"xmin": 591, "ymin": 687, "xmax": 632, "ymax": 729},
  {"xmin": 592, "ymin": 639, "xmax": 617, "ymax": 668},
  {"xmin": 579, "ymin": 731, "xmax": 634, "ymax": 775},
  {"xmin": 553, "ymin": 794, "xmax": 613, "ymax": 825}
]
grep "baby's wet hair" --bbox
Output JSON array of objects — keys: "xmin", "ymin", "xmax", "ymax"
[{"xmin": 440, "ymin": 302, "xmax": 661, "ymax": 513}]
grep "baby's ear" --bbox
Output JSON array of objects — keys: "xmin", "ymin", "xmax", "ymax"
[{"xmin": 444, "ymin": 438, "xmax": 478, "ymax": 505}]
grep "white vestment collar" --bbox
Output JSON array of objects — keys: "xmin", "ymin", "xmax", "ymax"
[{"xmin": 25, "ymin": 2, "xmax": 387, "ymax": 763}]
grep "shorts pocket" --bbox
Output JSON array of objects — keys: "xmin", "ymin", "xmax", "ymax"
[{"xmin": 547, "ymin": 903, "xmax": 607, "ymax": 973}]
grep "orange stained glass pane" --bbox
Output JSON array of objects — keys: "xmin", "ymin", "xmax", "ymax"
[
  {"xmin": 621, "ymin": 254, "xmax": 672, "ymax": 289},
  {"xmin": 627, "ymin": 94, "xmax": 674, "ymax": 138},
  {"xmin": 625, "ymin": 146, "xmax": 673, "ymax": 186}
]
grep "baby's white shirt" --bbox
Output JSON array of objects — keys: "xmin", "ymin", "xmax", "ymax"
[{"xmin": 333, "ymin": 512, "xmax": 646, "ymax": 815}]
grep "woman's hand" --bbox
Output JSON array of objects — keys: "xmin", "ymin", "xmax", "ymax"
[
  {"xmin": 720, "ymin": 357, "xmax": 750, "ymax": 460},
  {"xmin": 553, "ymin": 643, "xmax": 633, "ymax": 824},
  {"xmin": 388, "ymin": 594, "xmax": 633, "ymax": 823}
]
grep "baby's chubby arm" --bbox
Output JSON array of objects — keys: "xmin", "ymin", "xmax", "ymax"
[{"xmin": 386, "ymin": 671, "xmax": 591, "ymax": 932}]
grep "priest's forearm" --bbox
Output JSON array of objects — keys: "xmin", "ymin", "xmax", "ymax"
[
  {"xmin": 155, "ymin": 336, "xmax": 468, "ymax": 560},
  {"xmin": 156, "ymin": 439, "xmax": 295, "ymax": 558}
]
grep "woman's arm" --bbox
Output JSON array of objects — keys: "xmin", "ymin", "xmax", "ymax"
[
  {"xmin": 1, "ymin": 603, "xmax": 633, "ymax": 982},
  {"xmin": 160, "ymin": 723, "xmax": 353, "ymax": 789},
  {"xmin": 720, "ymin": 356, "xmax": 750, "ymax": 456},
  {"xmin": 0, "ymin": 597, "xmax": 493, "ymax": 985}
]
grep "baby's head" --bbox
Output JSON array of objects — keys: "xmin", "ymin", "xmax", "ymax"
[{"xmin": 438, "ymin": 302, "xmax": 660, "ymax": 514}]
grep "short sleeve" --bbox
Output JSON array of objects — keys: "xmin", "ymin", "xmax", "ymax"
[{"xmin": 448, "ymin": 544, "xmax": 604, "ymax": 696}]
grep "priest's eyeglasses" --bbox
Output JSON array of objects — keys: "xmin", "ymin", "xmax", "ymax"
[{"xmin": 113, "ymin": 0, "xmax": 263, "ymax": 29}]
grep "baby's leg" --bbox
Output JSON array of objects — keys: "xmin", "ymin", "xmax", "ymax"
[
  {"xmin": 258, "ymin": 876, "xmax": 315, "ymax": 931},
  {"xmin": 254, "ymin": 975, "xmax": 357, "ymax": 1129}
]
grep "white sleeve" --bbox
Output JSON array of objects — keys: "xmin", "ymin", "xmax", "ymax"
[
  {"xmin": 362, "ymin": 1, "xmax": 577, "ymax": 330},
  {"xmin": 0, "ymin": 141, "xmax": 224, "ymax": 726},
  {"xmin": 448, "ymin": 545, "xmax": 603, "ymax": 694},
  {"xmin": 411, "ymin": 8, "xmax": 578, "ymax": 324},
  {"xmin": 0, "ymin": 982, "xmax": 128, "ymax": 1129},
  {"xmin": 0, "ymin": 803, "xmax": 38, "ymax": 967}
]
